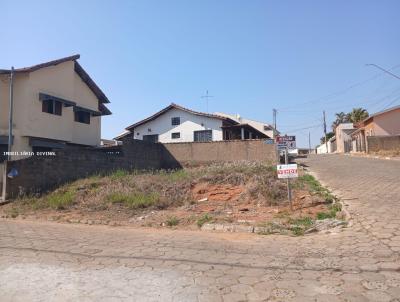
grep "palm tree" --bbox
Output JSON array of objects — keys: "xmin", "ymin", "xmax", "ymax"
[
  {"xmin": 331, "ymin": 112, "xmax": 349, "ymax": 131},
  {"xmin": 347, "ymin": 108, "xmax": 369, "ymax": 123}
]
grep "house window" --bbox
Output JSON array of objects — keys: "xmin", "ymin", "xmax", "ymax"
[
  {"xmin": 74, "ymin": 111, "xmax": 91, "ymax": 124},
  {"xmin": 143, "ymin": 134, "xmax": 159, "ymax": 143},
  {"xmin": 171, "ymin": 132, "xmax": 180, "ymax": 139},
  {"xmin": 171, "ymin": 117, "xmax": 180, "ymax": 126},
  {"xmin": 194, "ymin": 130, "xmax": 212, "ymax": 142},
  {"xmin": 42, "ymin": 99, "xmax": 62, "ymax": 116}
]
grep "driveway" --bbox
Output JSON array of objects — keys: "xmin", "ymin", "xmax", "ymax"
[{"xmin": 1, "ymin": 154, "xmax": 400, "ymax": 301}]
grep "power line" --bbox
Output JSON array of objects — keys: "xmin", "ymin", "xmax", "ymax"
[
  {"xmin": 277, "ymin": 64, "xmax": 400, "ymax": 110},
  {"xmin": 377, "ymin": 95, "xmax": 400, "ymax": 112},
  {"xmin": 366, "ymin": 64, "xmax": 400, "ymax": 81},
  {"xmin": 280, "ymin": 123, "xmax": 323, "ymax": 133}
]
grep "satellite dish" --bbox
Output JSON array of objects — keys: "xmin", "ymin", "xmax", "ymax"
[{"xmin": 7, "ymin": 168, "xmax": 18, "ymax": 179}]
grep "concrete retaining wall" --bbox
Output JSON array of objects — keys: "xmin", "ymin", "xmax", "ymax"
[
  {"xmin": 367, "ymin": 135, "xmax": 400, "ymax": 152},
  {"xmin": 162, "ymin": 139, "xmax": 276, "ymax": 166}
]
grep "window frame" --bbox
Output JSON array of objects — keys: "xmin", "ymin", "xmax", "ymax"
[
  {"xmin": 74, "ymin": 111, "xmax": 91, "ymax": 124},
  {"xmin": 171, "ymin": 117, "xmax": 181, "ymax": 126},
  {"xmin": 171, "ymin": 132, "xmax": 180, "ymax": 139},
  {"xmin": 42, "ymin": 99, "xmax": 62, "ymax": 116},
  {"xmin": 194, "ymin": 130, "xmax": 212, "ymax": 142}
]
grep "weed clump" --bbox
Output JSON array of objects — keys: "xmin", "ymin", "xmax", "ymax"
[
  {"xmin": 46, "ymin": 190, "xmax": 75, "ymax": 210},
  {"xmin": 317, "ymin": 203, "xmax": 342, "ymax": 220},
  {"xmin": 197, "ymin": 214, "xmax": 213, "ymax": 227},
  {"xmin": 165, "ymin": 216, "xmax": 179, "ymax": 226},
  {"xmin": 106, "ymin": 192, "xmax": 158, "ymax": 209},
  {"xmin": 295, "ymin": 174, "xmax": 337, "ymax": 203}
]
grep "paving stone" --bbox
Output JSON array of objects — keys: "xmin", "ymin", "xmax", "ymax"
[{"xmin": 0, "ymin": 155, "xmax": 400, "ymax": 300}]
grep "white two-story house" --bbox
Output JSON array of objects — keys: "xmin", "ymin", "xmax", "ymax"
[
  {"xmin": 116, "ymin": 103, "xmax": 274, "ymax": 143},
  {"xmin": 0, "ymin": 55, "xmax": 111, "ymax": 162}
]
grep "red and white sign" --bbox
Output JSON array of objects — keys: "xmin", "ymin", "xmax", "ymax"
[
  {"xmin": 275, "ymin": 135, "xmax": 296, "ymax": 150},
  {"xmin": 275, "ymin": 135, "xmax": 296, "ymax": 143},
  {"xmin": 277, "ymin": 164, "xmax": 298, "ymax": 179}
]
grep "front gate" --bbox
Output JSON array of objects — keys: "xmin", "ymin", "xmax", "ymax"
[{"xmin": 344, "ymin": 138, "xmax": 352, "ymax": 153}]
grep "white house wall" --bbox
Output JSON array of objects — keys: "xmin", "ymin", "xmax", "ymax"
[{"xmin": 133, "ymin": 108, "xmax": 223, "ymax": 143}]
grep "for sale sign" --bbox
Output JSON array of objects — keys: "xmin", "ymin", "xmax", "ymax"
[
  {"xmin": 275, "ymin": 136, "xmax": 296, "ymax": 149},
  {"xmin": 277, "ymin": 164, "xmax": 298, "ymax": 179}
]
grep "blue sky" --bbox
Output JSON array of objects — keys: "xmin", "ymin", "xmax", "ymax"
[{"xmin": 2, "ymin": 0, "xmax": 400, "ymax": 147}]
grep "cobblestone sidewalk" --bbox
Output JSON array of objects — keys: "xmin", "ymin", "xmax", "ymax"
[{"xmin": 0, "ymin": 154, "xmax": 399, "ymax": 301}]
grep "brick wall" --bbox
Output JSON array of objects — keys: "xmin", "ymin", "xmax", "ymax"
[
  {"xmin": 5, "ymin": 140, "xmax": 171, "ymax": 198},
  {"xmin": 4, "ymin": 139, "xmax": 276, "ymax": 198},
  {"xmin": 162, "ymin": 139, "xmax": 276, "ymax": 166},
  {"xmin": 367, "ymin": 135, "xmax": 400, "ymax": 152}
]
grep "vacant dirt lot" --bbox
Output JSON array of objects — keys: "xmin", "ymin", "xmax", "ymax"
[{"xmin": 1, "ymin": 162, "xmax": 341, "ymax": 235}]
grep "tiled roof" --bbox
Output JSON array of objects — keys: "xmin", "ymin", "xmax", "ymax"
[
  {"xmin": 357, "ymin": 105, "xmax": 400, "ymax": 126},
  {"xmin": 0, "ymin": 54, "xmax": 111, "ymax": 115},
  {"xmin": 125, "ymin": 103, "xmax": 238, "ymax": 130}
]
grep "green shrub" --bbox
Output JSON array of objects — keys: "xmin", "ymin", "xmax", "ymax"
[
  {"xmin": 106, "ymin": 192, "xmax": 158, "ymax": 209},
  {"xmin": 47, "ymin": 190, "xmax": 75, "ymax": 210},
  {"xmin": 166, "ymin": 216, "xmax": 179, "ymax": 226},
  {"xmin": 197, "ymin": 214, "xmax": 213, "ymax": 227}
]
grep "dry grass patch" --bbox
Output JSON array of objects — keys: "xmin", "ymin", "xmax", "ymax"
[{"xmin": 1, "ymin": 162, "xmax": 339, "ymax": 234}]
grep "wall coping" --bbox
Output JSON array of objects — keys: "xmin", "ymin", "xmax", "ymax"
[{"xmin": 162, "ymin": 139, "xmax": 273, "ymax": 145}]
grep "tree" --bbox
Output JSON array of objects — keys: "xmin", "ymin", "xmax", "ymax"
[
  {"xmin": 320, "ymin": 131, "xmax": 335, "ymax": 144},
  {"xmin": 346, "ymin": 108, "xmax": 369, "ymax": 123},
  {"xmin": 331, "ymin": 112, "xmax": 349, "ymax": 130},
  {"xmin": 331, "ymin": 108, "xmax": 369, "ymax": 131}
]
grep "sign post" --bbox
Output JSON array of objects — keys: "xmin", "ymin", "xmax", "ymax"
[
  {"xmin": 285, "ymin": 147, "xmax": 292, "ymax": 210},
  {"xmin": 277, "ymin": 148, "xmax": 298, "ymax": 211}
]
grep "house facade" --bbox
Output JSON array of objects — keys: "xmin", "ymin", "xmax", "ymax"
[
  {"xmin": 0, "ymin": 55, "xmax": 111, "ymax": 161},
  {"xmin": 214, "ymin": 112, "xmax": 276, "ymax": 138},
  {"xmin": 335, "ymin": 123, "xmax": 355, "ymax": 153},
  {"xmin": 116, "ymin": 103, "xmax": 273, "ymax": 143},
  {"xmin": 351, "ymin": 105, "xmax": 400, "ymax": 152}
]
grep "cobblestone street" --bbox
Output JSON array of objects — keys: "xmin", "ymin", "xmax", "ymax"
[{"xmin": 1, "ymin": 154, "xmax": 400, "ymax": 301}]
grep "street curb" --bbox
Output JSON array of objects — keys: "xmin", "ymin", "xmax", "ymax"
[
  {"xmin": 306, "ymin": 170, "xmax": 353, "ymax": 227},
  {"xmin": 344, "ymin": 153, "xmax": 400, "ymax": 161}
]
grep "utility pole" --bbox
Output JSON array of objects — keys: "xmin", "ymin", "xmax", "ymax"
[
  {"xmin": 308, "ymin": 131, "xmax": 311, "ymax": 154},
  {"xmin": 273, "ymin": 108, "xmax": 277, "ymax": 138},
  {"xmin": 201, "ymin": 90, "xmax": 213, "ymax": 113},
  {"xmin": 323, "ymin": 110, "xmax": 327, "ymax": 153},
  {"xmin": 8, "ymin": 67, "xmax": 14, "ymax": 160}
]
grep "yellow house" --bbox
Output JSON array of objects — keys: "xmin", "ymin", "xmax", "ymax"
[{"xmin": 0, "ymin": 55, "xmax": 111, "ymax": 161}]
